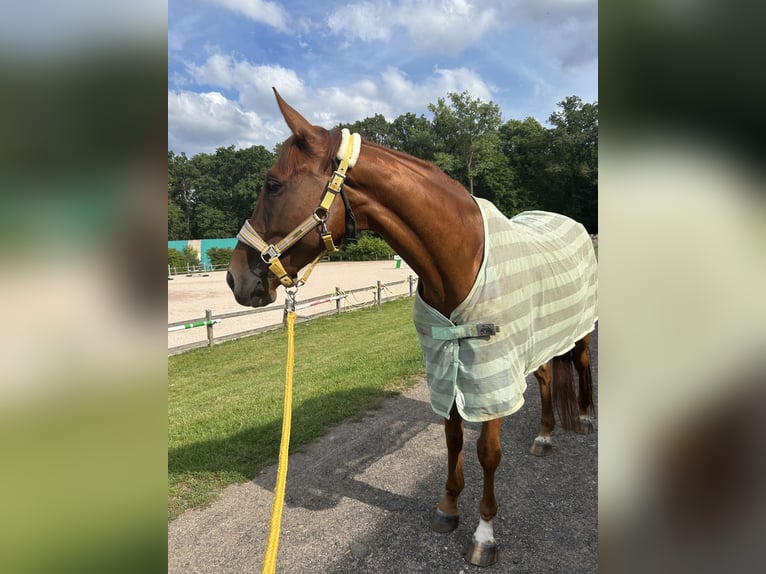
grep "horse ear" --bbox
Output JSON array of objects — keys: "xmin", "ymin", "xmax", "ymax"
[{"xmin": 272, "ymin": 87, "xmax": 321, "ymax": 144}]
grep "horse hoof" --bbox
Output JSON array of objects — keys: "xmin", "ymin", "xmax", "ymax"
[
  {"xmin": 529, "ymin": 436, "xmax": 552, "ymax": 457},
  {"xmin": 575, "ymin": 416, "xmax": 594, "ymax": 434},
  {"xmin": 430, "ymin": 507, "xmax": 459, "ymax": 533},
  {"xmin": 464, "ymin": 538, "xmax": 499, "ymax": 567}
]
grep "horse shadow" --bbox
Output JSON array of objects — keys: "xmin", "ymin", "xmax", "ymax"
[
  {"xmin": 169, "ymin": 327, "xmax": 598, "ymax": 572},
  {"xmin": 168, "ymin": 385, "xmax": 449, "ymax": 515},
  {"xmin": 254, "ymin": 387, "xmax": 444, "ymax": 515},
  {"xmin": 169, "ymin": 321, "xmax": 597, "ymax": 518}
]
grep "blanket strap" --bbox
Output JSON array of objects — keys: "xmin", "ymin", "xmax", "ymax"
[{"xmin": 431, "ymin": 322, "xmax": 500, "ymax": 340}]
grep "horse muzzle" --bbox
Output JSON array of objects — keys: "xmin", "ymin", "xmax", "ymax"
[{"xmin": 226, "ymin": 264, "xmax": 274, "ymax": 308}]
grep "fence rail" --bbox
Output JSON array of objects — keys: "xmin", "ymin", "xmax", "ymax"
[
  {"xmin": 168, "ymin": 263, "xmax": 230, "ymax": 277},
  {"xmin": 168, "ymin": 275, "xmax": 417, "ymax": 355}
]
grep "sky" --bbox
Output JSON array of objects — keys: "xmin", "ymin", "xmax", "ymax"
[{"xmin": 168, "ymin": 0, "xmax": 597, "ymax": 156}]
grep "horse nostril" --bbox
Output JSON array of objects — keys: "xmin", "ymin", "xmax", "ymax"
[{"xmin": 226, "ymin": 271, "xmax": 235, "ymax": 291}]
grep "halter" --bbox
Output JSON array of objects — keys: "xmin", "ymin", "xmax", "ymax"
[{"xmin": 236, "ymin": 129, "xmax": 361, "ymax": 288}]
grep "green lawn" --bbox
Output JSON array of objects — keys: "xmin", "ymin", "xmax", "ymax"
[{"xmin": 168, "ymin": 297, "xmax": 424, "ymax": 520}]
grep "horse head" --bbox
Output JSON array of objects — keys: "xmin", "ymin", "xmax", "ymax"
[{"xmin": 227, "ymin": 88, "xmax": 349, "ymax": 307}]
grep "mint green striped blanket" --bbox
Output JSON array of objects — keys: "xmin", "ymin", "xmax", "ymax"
[{"xmin": 413, "ymin": 197, "xmax": 598, "ymax": 422}]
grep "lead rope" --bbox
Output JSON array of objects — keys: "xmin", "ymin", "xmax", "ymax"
[
  {"xmin": 261, "ymin": 232, "xmax": 339, "ymax": 573},
  {"xmin": 261, "ymin": 290, "xmax": 297, "ymax": 574},
  {"xmin": 259, "ymin": 131, "xmax": 359, "ymax": 572}
]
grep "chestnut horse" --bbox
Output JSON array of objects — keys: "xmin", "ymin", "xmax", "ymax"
[{"xmin": 227, "ymin": 89, "xmax": 596, "ymax": 567}]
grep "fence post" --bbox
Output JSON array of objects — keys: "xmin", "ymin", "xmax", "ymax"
[
  {"xmin": 335, "ymin": 287, "xmax": 341, "ymax": 315},
  {"xmin": 408, "ymin": 275, "xmax": 413, "ymax": 297},
  {"xmin": 376, "ymin": 280, "xmax": 382, "ymax": 308},
  {"xmin": 205, "ymin": 309, "xmax": 214, "ymax": 347}
]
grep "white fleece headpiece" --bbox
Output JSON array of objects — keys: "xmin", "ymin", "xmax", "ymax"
[{"xmin": 336, "ymin": 128, "xmax": 362, "ymax": 168}]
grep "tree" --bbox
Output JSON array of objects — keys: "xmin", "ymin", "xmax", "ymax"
[
  {"xmin": 168, "ymin": 197, "xmax": 189, "ymax": 239},
  {"xmin": 428, "ymin": 91, "xmax": 506, "ymax": 196},
  {"xmin": 167, "ymin": 248, "xmax": 186, "ymax": 272},
  {"xmin": 168, "ymin": 145, "xmax": 274, "ymax": 239},
  {"xmin": 182, "ymin": 246, "xmax": 200, "ymax": 268},
  {"xmin": 191, "ymin": 145, "xmax": 270, "ymax": 237},
  {"xmin": 168, "ymin": 150, "xmax": 199, "ymax": 239},
  {"xmin": 341, "ymin": 232, "xmax": 395, "ymax": 260},
  {"xmin": 338, "ymin": 114, "xmax": 391, "ymax": 146},
  {"xmin": 498, "ymin": 117, "xmax": 550, "ymax": 212},
  {"xmin": 388, "ymin": 112, "xmax": 436, "ymax": 160},
  {"xmin": 194, "ymin": 204, "xmax": 232, "ymax": 239},
  {"xmin": 546, "ymin": 97, "xmax": 598, "ymax": 232},
  {"xmin": 206, "ymin": 247, "xmax": 233, "ymax": 267},
  {"xmin": 168, "ymin": 93, "xmax": 598, "ymax": 237}
]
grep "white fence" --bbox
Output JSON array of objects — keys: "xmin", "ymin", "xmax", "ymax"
[{"xmin": 168, "ymin": 275, "xmax": 417, "ymax": 355}]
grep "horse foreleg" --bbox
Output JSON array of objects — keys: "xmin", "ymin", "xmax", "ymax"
[
  {"xmin": 465, "ymin": 417, "xmax": 502, "ymax": 567},
  {"xmin": 430, "ymin": 403, "xmax": 464, "ymax": 533},
  {"xmin": 530, "ymin": 362, "xmax": 555, "ymax": 456},
  {"xmin": 573, "ymin": 334, "xmax": 595, "ymax": 434}
]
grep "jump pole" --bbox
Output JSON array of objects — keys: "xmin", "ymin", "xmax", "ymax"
[{"xmin": 167, "ymin": 318, "xmax": 221, "ymax": 332}]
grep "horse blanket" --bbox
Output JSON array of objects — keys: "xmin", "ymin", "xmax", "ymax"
[{"xmin": 413, "ymin": 197, "xmax": 598, "ymax": 422}]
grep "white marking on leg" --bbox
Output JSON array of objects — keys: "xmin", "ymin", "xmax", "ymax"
[
  {"xmin": 534, "ymin": 435, "xmax": 551, "ymax": 445},
  {"xmin": 473, "ymin": 518, "xmax": 495, "ymax": 545}
]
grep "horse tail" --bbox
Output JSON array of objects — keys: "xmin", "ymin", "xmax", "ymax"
[
  {"xmin": 551, "ymin": 350, "xmax": 579, "ymax": 431},
  {"xmin": 578, "ymin": 347, "xmax": 595, "ymax": 419}
]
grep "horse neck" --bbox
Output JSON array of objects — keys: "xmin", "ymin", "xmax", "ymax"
[{"xmin": 345, "ymin": 143, "xmax": 484, "ymax": 317}]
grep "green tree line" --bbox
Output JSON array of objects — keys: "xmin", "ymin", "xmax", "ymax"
[{"xmin": 168, "ymin": 93, "xmax": 597, "ymax": 240}]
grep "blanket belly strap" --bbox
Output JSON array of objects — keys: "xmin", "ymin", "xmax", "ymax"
[{"xmin": 431, "ymin": 322, "xmax": 500, "ymax": 340}]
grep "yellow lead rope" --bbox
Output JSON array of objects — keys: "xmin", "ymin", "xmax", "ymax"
[
  {"xmin": 261, "ymin": 309, "xmax": 296, "ymax": 574},
  {"xmin": 258, "ymin": 131, "xmax": 357, "ymax": 571}
]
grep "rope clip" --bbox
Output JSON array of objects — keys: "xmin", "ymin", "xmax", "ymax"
[{"xmin": 284, "ymin": 287, "xmax": 299, "ymax": 312}]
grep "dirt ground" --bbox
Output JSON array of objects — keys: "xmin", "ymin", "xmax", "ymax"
[{"xmin": 168, "ymin": 260, "xmax": 416, "ymax": 351}]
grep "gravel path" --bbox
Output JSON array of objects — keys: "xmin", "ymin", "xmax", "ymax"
[{"xmin": 168, "ymin": 328, "xmax": 597, "ymax": 573}]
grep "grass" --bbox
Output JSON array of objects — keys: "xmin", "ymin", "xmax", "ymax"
[{"xmin": 168, "ymin": 297, "xmax": 424, "ymax": 520}]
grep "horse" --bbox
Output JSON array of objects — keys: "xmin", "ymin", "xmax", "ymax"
[{"xmin": 226, "ymin": 88, "xmax": 597, "ymax": 567}]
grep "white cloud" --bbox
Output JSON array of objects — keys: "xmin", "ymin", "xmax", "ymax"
[
  {"xmin": 207, "ymin": 0, "xmax": 289, "ymax": 31},
  {"xmin": 503, "ymin": 0, "xmax": 598, "ymax": 71},
  {"xmin": 514, "ymin": 0, "xmax": 594, "ymax": 21},
  {"xmin": 550, "ymin": 15, "xmax": 598, "ymax": 72},
  {"xmin": 168, "ymin": 1, "xmax": 597, "ymax": 155},
  {"xmin": 327, "ymin": 0, "xmax": 501, "ymax": 55},
  {"xmin": 380, "ymin": 66, "xmax": 494, "ymax": 111},
  {"xmin": 168, "ymin": 12, "xmax": 201, "ymax": 53},
  {"xmin": 327, "ymin": 1, "xmax": 391, "ymax": 42},
  {"xmin": 263, "ymin": 65, "xmax": 495, "ymax": 129},
  {"xmin": 186, "ymin": 52, "xmax": 304, "ymax": 93},
  {"xmin": 403, "ymin": 0, "xmax": 500, "ymax": 54},
  {"xmin": 324, "ymin": 0, "xmax": 596, "ymax": 70},
  {"xmin": 184, "ymin": 52, "xmax": 307, "ymax": 112},
  {"xmin": 426, "ymin": 67, "xmax": 495, "ymax": 102},
  {"xmin": 168, "ymin": 90, "xmax": 287, "ymax": 155},
  {"xmin": 185, "ymin": 53, "xmax": 238, "ymax": 89},
  {"xmin": 171, "ymin": 48, "xmax": 501, "ymax": 154}
]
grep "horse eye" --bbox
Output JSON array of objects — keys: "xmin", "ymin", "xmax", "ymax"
[{"xmin": 265, "ymin": 178, "xmax": 282, "ymax": 194}]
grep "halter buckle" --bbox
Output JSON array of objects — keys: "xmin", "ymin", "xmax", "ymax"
[
  {"xmin": 327, "ymin": 170, "xmax": 346, "ymax": 192},
  {"xmin": 313, "ymin": 207, "xmax": 329, "ymax": 222},
  {"xmin": 261, "ymin": 244, "xmax": 280, "ymax": 264}
]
